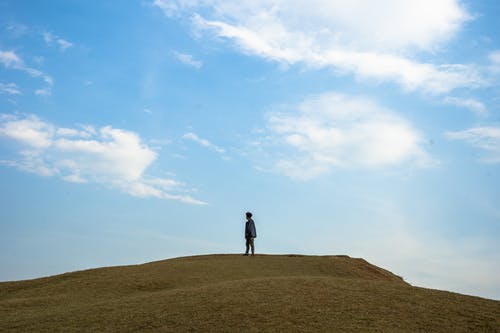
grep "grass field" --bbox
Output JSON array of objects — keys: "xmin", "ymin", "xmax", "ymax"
[{"xmin": 1, "ymin": 254, "xmax": 499, "ymax": 332}]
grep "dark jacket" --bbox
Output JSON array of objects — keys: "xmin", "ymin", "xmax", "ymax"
[{"xmin": 245, "ymin": 219, "xmax": 257, "ymax": 238}]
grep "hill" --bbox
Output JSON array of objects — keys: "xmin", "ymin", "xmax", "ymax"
[{"xmin": 0, "ymin": 254, "xmax": 499, "ymax": 332}]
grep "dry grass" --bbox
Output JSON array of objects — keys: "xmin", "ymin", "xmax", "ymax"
[{"xmin": 1, "ymin": 254, "xmax": 499, "ymax": 332}]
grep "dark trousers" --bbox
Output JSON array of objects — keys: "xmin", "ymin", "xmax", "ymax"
[{"xmin": 245, "ymin": 237, "xmax": 255, "ymax": 255}]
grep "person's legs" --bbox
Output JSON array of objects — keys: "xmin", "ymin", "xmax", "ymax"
[
  {"xmin": 245, "ymin": 237, "xmax": 250, "ymax": 255},
  {"xmin": 250, "ymin": 237, "xmax": 255, "ymax": 255}
]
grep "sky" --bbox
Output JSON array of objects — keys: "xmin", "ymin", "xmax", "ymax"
[{"xmin": 0, "ymin": 0, "xmax": 499, "ymax": 300}]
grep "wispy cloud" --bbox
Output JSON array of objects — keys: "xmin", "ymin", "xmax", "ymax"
[
  {"xmin": 0, "ymin": 49, "xmax": 23, "ymax": 67},
  {"xmin": 489, "ymin": 50, "xmax": 500, "ymax": 74},
  {"xmin": 4, "ymin": 23, "xmax": 29, "ymax": 38},
  {"xmin": 153, "ymin": 0, "xmax": 183, "ymax": 17},
  {"xmin": 260, "ymin": 92, "xmax": 434, "ymax": 179},
  {"xmin": 173, "ymin": 51, "xmax": 203, "ymax": 69},
  {"xmin": 0, "ymin": 50, "xmax": 53, "ymax": 95},
  {"xmin": 445, "ymin": 126, "xmax": 500, "ymax": 163},
  {"xmin": 0, "ymin": 82, "xmax": 21, "ymax": 95},
  {"xmin": 443, "ymin": 96, "xmax": 487, "ymax": 116},
  {"xmin": 34, "ymin": 88, "xmax": 52, "ymax": 96},
  {"xmin": 0, "ymin": 114, "xmax": 207, "ymax": 205},
  {"xmin": 183, "ymin": 132, "xmax": 225, "ymax": 154},
  {"xmin": 43, "ymin": 31, "xmax": 73, "ymax": 51}
]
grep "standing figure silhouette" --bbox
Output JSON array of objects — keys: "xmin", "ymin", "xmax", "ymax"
[{"xmin": 244, "ymin": 212, "xmax": 257, "ymax": 256}]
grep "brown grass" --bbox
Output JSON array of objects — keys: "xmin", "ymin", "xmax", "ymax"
[{"xmin": 1, "ymin": 254, "xmax": 499, "ymax": 332}]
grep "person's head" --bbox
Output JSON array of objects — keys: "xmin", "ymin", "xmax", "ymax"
[{"xmin": 246, "ymin": 212, "xmax": 252, "ymax": 220}]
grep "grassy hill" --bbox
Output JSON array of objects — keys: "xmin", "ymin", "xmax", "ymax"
[{"xmin": 1, "ymin": 254, "xmax": 499, "ymax": 332}]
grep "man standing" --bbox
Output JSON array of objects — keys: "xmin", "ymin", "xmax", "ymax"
[{"xmin": 244, "ymin": 212, "xmax": 257, "ymax": 256}]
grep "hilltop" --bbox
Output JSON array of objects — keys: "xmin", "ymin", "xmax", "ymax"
[{"xmin": 1, "ymin": 254, "xmax": 499, "ymax": 332}]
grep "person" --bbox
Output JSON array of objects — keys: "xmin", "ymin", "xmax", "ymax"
[{"xmin": 244, "ymin": 211, "xmax": 257, "ymax": 256}]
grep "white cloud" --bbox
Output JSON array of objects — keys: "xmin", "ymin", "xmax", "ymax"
[
  {"xmin": 42, "ymin": 31, "xmax": 53, "ymax": 43},
  {"xmin": 489, "ymin": 50, "xmax": 500, "ymax": 74},
  {"xmin": 0, "ymin": 50, "xmax": 23, "ymax": 67},
  {"xmin": 183, "ymin": 132, "xmax": 225, "ymax": 154},
  {"xmin": 43, "ymin": 31, "xmax": 73, "ymax": 51},
  {"xmin": 156, "ymin": 0, "xmax": 469, "ymax": 51},
  {"xmin": 173, "ymin": 51, "xmax": 203, "ymax": 69},
  {"xmin": 0, "ymin": 50, "xmax": 53, "ymax": 95},
  {"xmin": 0, "ymin": 114, "xmax": 54, "ymax": 148},
  {"xmin": 153, "ymin": 0, "xmax": 184, "ymax": 17},
  {"xmin": 262, "ymin": 92, "xmax": 433, "ymax": 179},
  {"xmin": 490, "ymin": 51, "xmax": 500, "ymax": 63},
  {"xmin": 0, "ymin": 82, "xmax": 21, "ymax": 95},
  {"xmin": 5, "ymin": 23, "xmax": 29, "ymax": 38},
  {"xmin": 56, "ymin": 39, "xmax": 73, "ymax": 51},
  {"xmin": 445, "ymin": 126, "xmax": 500, "ymax": 163},
  {"xmin": 443, "ymin": 96, "xmax": 487, "ymax": 115},
  {"xmin": 56, "ymin": 127, "xmax": 93, "ymax": 138},
  {"xmin": 155, "ymin": 0, "xmax": 482, "ymax": 94},
  {"xmin": 0, "ymin": 114, "xmax": 206, "ymax": 205},
  {"xmin": 35, "ymin": 87, "xmax": 51, "ymax": 96}
]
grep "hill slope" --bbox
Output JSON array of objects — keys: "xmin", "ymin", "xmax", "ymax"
[{"xmin": 0, "ymin": 254, "xmax": 499, "ymax": 332}]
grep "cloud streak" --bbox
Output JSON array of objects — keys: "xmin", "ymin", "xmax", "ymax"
[
  {"xmin": 0, "ymin": 82, "xmax": 21, "ymax": 95},
  {"xmin": 0, "ymin": 50, "xmax": 53, "ymax": 95},
  {"xmin": 443, "ymin": 96, "xmax": 487, "ymax": 116},
  {"xmin": 183, "ymin": 132, "xmax": 225, "ymax": 154},
  {"xmin": 173, "ymin": 51, "xmax": 203, "ymax": 69},
  {"xmin": 0, "ymin": 114, "xmax": 206, "ymax": 205},
  {"xmin": 43, "ymin": 31, "xmax": 73, "ymax": 51},
  {"xmin": 445, "ymin": 126, "xmax": 500, "ymax": 163}
]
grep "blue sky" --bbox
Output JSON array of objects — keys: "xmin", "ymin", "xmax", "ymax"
[{"xmin": 1, "ymin": 0, "xmax": 499, "ymax": 300}]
